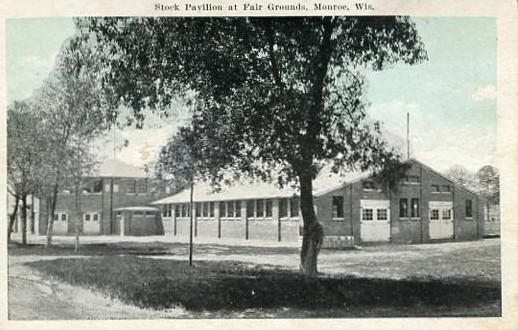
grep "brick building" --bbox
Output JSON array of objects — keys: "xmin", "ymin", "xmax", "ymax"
[
  {"xmin": 153, "ymin": 159, "xmax": 487, "ymax": 245},
  {"xmin": 37, "ymin": 159, "xmax": 170, "ymax": 236}
]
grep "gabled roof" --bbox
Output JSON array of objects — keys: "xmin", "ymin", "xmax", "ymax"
[
  {"xmin": 152, "ymin": 158, "xmax": 483, "ymax": 205},
  {"xmin": 95, "ymin": 158, "xmax": 147, "ymax": 178},
  {"xmin": 152, "ymin": 167, "xmax": 368, "ymax": 205}
]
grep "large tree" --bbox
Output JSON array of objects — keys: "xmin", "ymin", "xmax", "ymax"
[{"xmin": 75, "ymin": 16, "xmax": 427, "ymax": 277}]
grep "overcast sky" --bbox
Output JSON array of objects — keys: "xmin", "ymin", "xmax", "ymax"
[{"xmin": 6, "ymin": 17, "xmax": 496, "ymax": 172}]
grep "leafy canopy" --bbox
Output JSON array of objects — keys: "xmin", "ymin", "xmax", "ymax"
[{"xmin": 75, "ymin": 17, "xmax": 427, "ymax": 187}]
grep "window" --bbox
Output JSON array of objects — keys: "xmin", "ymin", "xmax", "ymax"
[
  {"xmin": 279, "ymin": 199, "xmax": 288, "ymax": 218},
  {"xmin": 442, "ymin": 209, "xmax": 451, "ymax": 220},
  {"xmin": 105, "ymin": 184, "xmax": 111, "ymax": 192},
  {"xmin": 290, "ymin": 197, "xmax": 300, "ymax": 217},
  {"xmin": 256, "ymin": 199, "xmax": 264, "ymax": 217},
  {"xmin": 404, "ymin": 175, "xmax": 420, "ymax": 184},
  {"xmin": 92, "ymin": 180, "xmax": 103, "ymax": 193},
  {"xmin": 399, "ymin": 198, "xmax": 408, "ymax": 218},
  {"xmin": 195, "ymin": 202, "xmax": 202, "ymax": 217},
  {"xmin": 167, "ymin": 204, "xmax": 172, "ymax": 217},
  {"xmin": 113, "ymin": 184, "xmax": 119, "ymax": 193},
  {"xmin": 127, "ymin": 181, "xmax": 136, "ymax": 194},
  {"xmin": 430, "ymin": 209, "xmax": 440, "ymax": 220},
  {"xmin": 377, "ymin": 209, "xmax": 388, "ymax": 221},
  {"xmin": 411, "ymin": 198, "xmax": 420, "ymax": 218},
  {"xmin": 85, "ymin": 213, "xmax": 91, "ymax": 222},
  {"xmin": 265, "ymin": 199, "xmax": 272, "ymax": 218},
  {"xmin": 137, "ymin": 180, "xmax": 147, "ymax": 194},
  {"xmin": 363, "ymin": 181, "xmax": 376, "ymax": 190},
  {"xmin": 227, "ymin": 201, "xmax": 235, "ymax": 218},
  {"xmin": 61, "ymin": 213, "xmax": 67, "ymax": 221},
  {"xmin": 332, "ymin": 196, "xmax": 344, "ymax": 219},
  {"xmin": 93, "ymin": 213, "xmax": 99, "ymax": 221},
  {"xmin": 219, "ymin": 201, "xmax": 226, "ymax": 218},
  {"xmin": 53, "ymin": 214, "xmax": 59, "ymax": 221},
  {"xmin": 442, "ymin": 185, "xmax": 451, "ymax": 193},
  {"xmin": 431, "ymin": 184, "xmax": 440, "ymax": 193},
  {"xmin": 246, "ymin": 200, "xmax": 254, "ymax": 218},
  {"xmin": 202, "ymin": 202, "xmax": 209, "ymax": 217},
  {"xmin": 209, "ymin": 202, "xmax": 215, "ymax": 218},
  {"xmin": 175, "ymin": 205, "xmax": 180, "ymax": 217},
  {"xmin": 362, "ymin": 208, "xmax": 373, "ymax": 221},
  {"xmin": 235, "ymin": 201, "xmax": 241, "ymax": 218},
  {"xmin": 467, "ymin": 200, "xmax": 474, "ymax": 218},
  {"xmin": 181, "ymin": 204, "xmax": 186, "ymax": 217}
]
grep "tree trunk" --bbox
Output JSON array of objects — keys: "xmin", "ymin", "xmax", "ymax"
[
  {"xmin": 189, "ymin": 181, "xmax": 194, "ymax": 267},
  {"xmin": 46, "ymin": 183, "xmax": 59, "ymax": 248},
  {"xmin": 30, "ymin": 195, "xmax": 35, "ymax": 234},
  {"xmin": 21, "ymin": 194, "xmax": 28, "ymax": 246},
  {"xmin": 299, "ymin": 173, "xmax": 323, "ymax": 279},
  {"xmin": 8, "ymin": 195, "xmax": 20, "ymax": 243},
  {"xmin": 74, "ymin": 182, "xmax": 82, "ymax": 253}
]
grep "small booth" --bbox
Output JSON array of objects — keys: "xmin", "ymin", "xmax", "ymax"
[{"xmin": 114, "ymin": 206, "xmax": 164, "ymax": 236}]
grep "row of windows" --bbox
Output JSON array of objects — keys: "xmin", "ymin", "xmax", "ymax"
[
  {"xmin": 53, "ymin": 212, "xmax": 102, "ymax": 222},
  {"xmin": 431, "ymin": 184, "xmax": 451, "ymax": 193},
  {"xmin": 165, "ymin": 198, "xmax": 301, "ymax": 219},
  {"xmin": 361, "ymin": 208, "xmax": 388, "ymax": 221},
  {"xmin": 53, "ymin": 212, "xmax": 68, "ymax": 222},
  {"xmin": 60, "ymin": 180, "xmax": 150, "ymax": 195},
  {"xmin": 83, "ymin": 212, "xmax": 100, "ymax": 222},
  {"xmin": 430, "ymin": 209, "xmax": 452, "ymax": 220}
]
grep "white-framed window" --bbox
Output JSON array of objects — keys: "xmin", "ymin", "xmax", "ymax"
[
  {"xmin": 430, "ymin": 209, "xmax": 440, "ymax": 220},
  {"xmin": 83, "ymin": 212, "xmax": 100, "ymax": 222},
  {"xmin": 53, "ymin": 212, "xmax": 68, "ymax": 222},
  {"xmin": 442, "ymin": 209, "xmax": 451, "ymax": 220},
  {"xmin": 362, "ymin": 208, "xmax": 374, "ymax": 221},
  {"xmin": 442, "ymin": 185, "xmax": 452, "ymax": 193},
  {"xmin": 113, "ymin": 184, "xmax": 119, "ymax": 193},
  {"xmin": 105, "ymin": 184, "xmax": 111, "ymax": 192},
  {"xmin": 431, "ymin": 184, "xmax": 441, "ymax": 193},
  {"xmin": 377, "ymin": 209, "xmax": 388, "ymax": 221}
]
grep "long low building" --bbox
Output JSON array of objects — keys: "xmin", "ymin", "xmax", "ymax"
[{"xmin": 152, "ymin": 159, "xmax": 488, "ymax": 246}]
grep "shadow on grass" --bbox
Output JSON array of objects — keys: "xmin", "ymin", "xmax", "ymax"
[
  {"xmin": 8, "ymin": 241, "xmax": 300, "ymax": 257},
  {"xmin": 25, "ymin": 256, "xmax": 501, "ymax": 317}
]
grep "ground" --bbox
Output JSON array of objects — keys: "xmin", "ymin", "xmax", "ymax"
[{"xmin": 7, "ymin": 234, "xmax": 501, "ymax": 319}]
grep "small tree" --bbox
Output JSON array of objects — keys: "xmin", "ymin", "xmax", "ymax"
[
  {"xmin": 35, "ymin": 37, "xmax": 110, "ymax": 247},
  {"xmin": 476, "ymin": 165, "xmax": 499, "ymax": 204},
  {"xmin": 156, "ymin": 127, "xmax": 203, "ymax": 266},
  {"xmin": 7, "ymin": 100, "xmax": 48, "ymax": 244},
  {"xmin": 445, "ymin": 165, "xmax": 477, "ymax": 190}
]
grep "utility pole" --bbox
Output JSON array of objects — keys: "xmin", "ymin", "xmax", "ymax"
[{"xmin": 407, "ymin": 112, "xmax": 410, "ymax": 159}]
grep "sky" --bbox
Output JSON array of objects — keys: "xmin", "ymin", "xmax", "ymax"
[{"xmin": 5, "ymin": 17, "xmax": 497, "ymax": 173}]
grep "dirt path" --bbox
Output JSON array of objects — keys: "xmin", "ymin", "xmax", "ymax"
[{"xmin": 8, "ymin": 256, "xmax": 187, "ymax": 320}]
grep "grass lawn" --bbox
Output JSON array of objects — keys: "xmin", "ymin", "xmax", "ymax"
[{"xmin": 26, "ymin": 255, "xmax": 501, "ymax": 318}]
